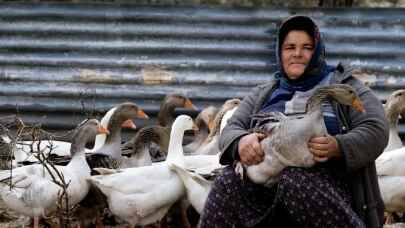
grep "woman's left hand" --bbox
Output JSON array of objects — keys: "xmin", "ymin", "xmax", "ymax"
[{"xmin": 308, "ymin": 135, "xmax": 341, "ymax": 162}]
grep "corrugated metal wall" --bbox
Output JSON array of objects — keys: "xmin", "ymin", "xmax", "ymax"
[{"xmin": 0, "ymin": 3, "xmax": 404, "ymax": 139}]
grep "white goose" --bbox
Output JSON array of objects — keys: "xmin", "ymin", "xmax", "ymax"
[
  {"xmin": 383, "ymin": 89, "xmax": 405, "ymax": 152},
  {"xmin": 167, "ymin": 106, "xmax": 239, "ymax": 214},
  {"xmin": 375, "ymin": 90, "xmax": 405, "ymax": 218},
  {"xmin": 0, "ymin": 119, "xmax": 108, "ymax": 226},
  {"xmin": 12, "ymin": 103, "xmax": 139, "ymax": 165},
  {"xmin": 88, "ymin": 115, "xmax": 196, "ymax": 226}
]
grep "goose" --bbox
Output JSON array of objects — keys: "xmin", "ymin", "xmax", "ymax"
[
  {"xmin": 183, "ymin": 106, "xmax": 218, "ymax": 155},
  {"xmin": 167, "ymin": 105, "xmax": 241, "ymax": 215},
  {"xmin": 12, "ymin": 103, "xmax": 142, "ymax": 166},
  {"xmin": 376, "ymin": 89, "xmax": 405, "ymax": 222},
  {"xmin": 84, "ymin": 102, "xmax": 148, "ymax": 169},
  {"xmin": 0, "ymin": 119, "xmax": 109, "ymax": 227},
  {"xmin": 383, "ymin": 89, "xmax": 405, "ymax": 152},
  {"xmin": 88, "ymin": 115, "xmax": 197, "ymax": 226},
  {"xmin": 242, "ymin": 84, "xmax": 365, "ymax": 185}
]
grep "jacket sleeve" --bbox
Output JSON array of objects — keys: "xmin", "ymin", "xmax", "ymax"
[
  {"xmin": 335, "ymin": 78, "xmax": 389, "ymax": 172},
  {"xmin": 218, "ymin": 86, "xmax": 262, "ymax": 165}
]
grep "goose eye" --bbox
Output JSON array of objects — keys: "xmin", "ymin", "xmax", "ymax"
[{"xmin": 397, "ymin": 92, "xmax": 403, "ymax": 97}]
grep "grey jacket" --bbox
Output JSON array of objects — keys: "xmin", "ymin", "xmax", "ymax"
[{"xmin": 219, "ymin": 63, "xmax": 389, "ymax": 228}]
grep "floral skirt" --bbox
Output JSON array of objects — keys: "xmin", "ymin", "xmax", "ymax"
[{"xmin": 199, "ymin": 165, "xmax": 365, "ymax": 228}]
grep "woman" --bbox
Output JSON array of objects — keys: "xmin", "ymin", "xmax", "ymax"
[{"xmin": 199, "ymin": 16, "xmax": 388, "ymax": 228}]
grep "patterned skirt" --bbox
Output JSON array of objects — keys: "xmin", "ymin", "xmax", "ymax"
[{"xmin": 199, "ymin": 165, "xmax": 366, "ymax": 228}]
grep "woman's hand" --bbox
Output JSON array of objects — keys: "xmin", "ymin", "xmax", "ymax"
[
  {"xmin": 238, "ymin": 133, "xmax": 266, "ymax": 165},
  {"xmin": 308, "ymin": 135, "xmax": 341, "ymax": 162}
]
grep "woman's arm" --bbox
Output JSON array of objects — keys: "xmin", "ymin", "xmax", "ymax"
[{"xmin": 218, "ymin": 86, "xmax": 262, "ymax": 165}]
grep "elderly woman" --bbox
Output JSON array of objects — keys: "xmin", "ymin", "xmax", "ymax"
[{"xmin": 199, "ymin": 16, "xmax": 388, "ymax": 228}]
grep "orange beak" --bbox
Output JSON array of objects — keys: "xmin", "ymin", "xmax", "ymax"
[
  {"xmin": 121, "ymin": 119, "xmax": 137, "ymax": 130},
  {"xmin": 98, "ymin": 126, "xmax": 110, "ymax": 135},
  {"xmin": 184, "ymin": 98, "xmax": 197, "ymax": 110},
  {"xmin": 352, "ymin": 98, "xmax": 365, "ymax": 113},
  {"xmin": 137, "ymin": 109, "xmax": 149, "ymax": 119}
]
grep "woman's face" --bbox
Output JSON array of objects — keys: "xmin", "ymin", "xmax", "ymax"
[{"xmin": 281, "ymin": 30, "xmax": 315, "ymax": 80}]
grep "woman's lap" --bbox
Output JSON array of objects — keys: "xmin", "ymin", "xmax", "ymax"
[{"xmin": 199, "ymin": 165, "xmax": 365, "ymax": 228}]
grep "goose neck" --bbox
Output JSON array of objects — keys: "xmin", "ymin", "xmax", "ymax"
[
  {"xmin": 166, "ymin": 125, "xmax": 184, "ymax": 164},
  {"xmin": 385, "ymin": 108, "xmax": 400, "ymax": 128},
  {"xmin": 306, "ymin": 92, "xmax": 328, "ymax": 114},
  {"xmin": 158, "ymin": 105, "xmax": 175, "ymax": 127}
]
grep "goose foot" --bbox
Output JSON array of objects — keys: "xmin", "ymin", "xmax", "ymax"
[{"xmin": 32, "ymin": 217, "xmax": 39, "ymax": 228}]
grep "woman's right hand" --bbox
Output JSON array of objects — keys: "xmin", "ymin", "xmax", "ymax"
[{"xmin": 238, "ymin": 133, "xmax": 266, "ymax": 166}]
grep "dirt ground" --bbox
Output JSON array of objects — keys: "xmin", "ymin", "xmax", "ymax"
[{"xmin": 1, "ymin": 197, "xmax": 405, "ymax": 228}]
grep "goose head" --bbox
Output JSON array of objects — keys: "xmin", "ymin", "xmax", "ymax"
[
  {"xmin": 195, "ymin": 106, "xmax": 218, "ymax": 134},
  {"xmin": 106, "ymin": 102, "xmax": 148, "ymax": 139},
  {"xmin": 385, "ymin": 89, "xmax": 405, "ymax": 124},
  {"xmin": 71, "ymin": 119, "xmax": 109, "ymax": 157},
  {"xmin": 158, "ymin": 94, "xmax": 197, "ymax": 127},
  {"xmin": 306, "ymin": 84, "xmax": 365, "ymax": 113},
  {"xmin": 109, "ymin": 102, "xmax": 148, "ymax": 130}
]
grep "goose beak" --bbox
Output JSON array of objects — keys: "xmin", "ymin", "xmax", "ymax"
[
  {"xmin": 137, "ymin": 109, "xmax": 149, "ymax": 119},
  {"xmin": 184, "ymin": 98, "xmax": 197, "ymax": 110},
  {"xmin": 98, "ymin": 126, "xmax": 110, "ymax": 135},
  {"xmin": 352, "ymin": 98, "xmax": 365, "ymax": 113},
  {"xmin": 121, "ymin": 119, "xmax": 137, "ymax": 130}
]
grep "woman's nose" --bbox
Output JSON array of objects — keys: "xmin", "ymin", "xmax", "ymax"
[{"xmin": 293, "ymin": 48, "xmax": 302, "ymax": 57}]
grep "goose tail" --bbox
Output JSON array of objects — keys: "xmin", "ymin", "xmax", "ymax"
[{"xmin": 87, "ymin": 176, "xmax": 113, "ymax": 196}]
